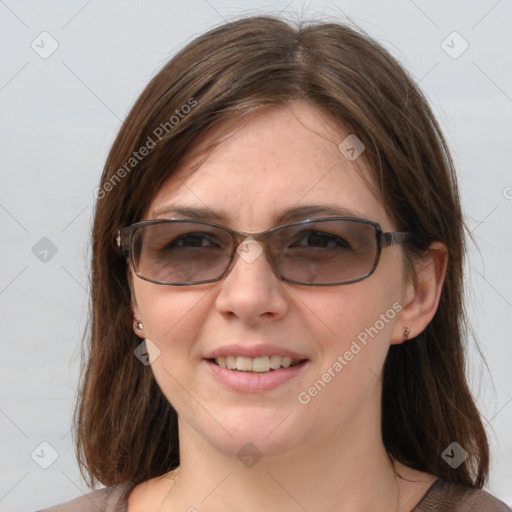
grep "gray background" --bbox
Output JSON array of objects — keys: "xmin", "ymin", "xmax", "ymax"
[{"xmin": 0, "ymin": 0, "xmax": 511, "ymax": 510}]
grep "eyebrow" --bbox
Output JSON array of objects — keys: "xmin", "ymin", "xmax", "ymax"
[{"xmin": 152, "ymin": 204, "xmax": 370, "ymax": 225}]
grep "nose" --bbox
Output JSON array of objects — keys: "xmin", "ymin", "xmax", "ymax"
[{"xmin": 214, "ymin": 237, "xmax": 289, "ymax": 323}]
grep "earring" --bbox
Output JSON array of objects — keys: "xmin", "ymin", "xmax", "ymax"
[
  {"xmin": 135, "ymin": 320, "xmax": 144, "ymax": 330},
  {"xmin": 403, "ymin": 327, "xmax": 410, "ymax": 339}
]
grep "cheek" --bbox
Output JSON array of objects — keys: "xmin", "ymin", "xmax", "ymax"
[
  {"xmin": 303, "ymin": 283, "xmax": 402, "ymax": 384},
  {"xmin": 134, "ymin": 286, "xmax": 213, "ymax": 409},
  {"xmin": 133, "ymin": 285, "xmax": 215, "ymax": 410},
  {"xmin": 306, "ymin": 281, "xmax": 400, "ymax": 344},
  {"xmin": 295, "ymin": 289, "xmax": 400, "ymax": 420},
  {"xmin": 134, "ymin": 283, "xmax": 211, "ymax": 345}
]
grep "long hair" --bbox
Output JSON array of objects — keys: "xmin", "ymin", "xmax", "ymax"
[{"xmin": 75, "ymin": 15, "xmax": 489, "ymax": 489}]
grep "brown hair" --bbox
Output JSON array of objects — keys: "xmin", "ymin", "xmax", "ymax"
[{"xmin": 76, "ymin": 15, "xmax": 489, "ymax": 489}]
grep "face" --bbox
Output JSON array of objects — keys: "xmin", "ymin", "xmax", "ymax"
[{"xmin": 131, "ymin": 101, "xmax": 408, "ymax": 459}]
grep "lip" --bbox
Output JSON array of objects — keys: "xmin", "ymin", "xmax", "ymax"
[
  {"xmin": 205, "ymin": 358, "xmax": 309, "ymax": 392},
  {"xmin": 204, "ymin": 344, "xmax": 308, "ymax": 360}
]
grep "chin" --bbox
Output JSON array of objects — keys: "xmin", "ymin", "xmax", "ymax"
[{"xmin": 188, "ymin": 406, "xmax": 308, "ymax": 459}]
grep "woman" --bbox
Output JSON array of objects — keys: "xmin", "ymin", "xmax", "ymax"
[{"xmin": 39, "ymin": 15, "xmax": 510, "ymax": 512}]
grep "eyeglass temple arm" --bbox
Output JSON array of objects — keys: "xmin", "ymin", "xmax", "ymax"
[
  {"xmin": 116, "ymin": 229, "xmax": 131, "ymax": 254},
  {"xmin": 382, "ymin": 231, "xmax": 411, "ymax": 247}
]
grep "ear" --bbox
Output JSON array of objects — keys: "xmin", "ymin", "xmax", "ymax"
[
  {"xmin": 130, "ymin": 279, "xmax": 146, "ymax": 339},
  {"xmin": 391, "ymin": 242, "xmax": 448, "ymax": 345}
]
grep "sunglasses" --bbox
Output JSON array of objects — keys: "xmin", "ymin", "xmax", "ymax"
[{"xmin": 117, "ymin": 217, "xmax": 411, "ymax": 286}]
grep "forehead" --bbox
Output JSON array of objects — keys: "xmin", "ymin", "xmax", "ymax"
[{"xmin": 148, "ymin": 101, "xmax": 390, "ymax": 230}]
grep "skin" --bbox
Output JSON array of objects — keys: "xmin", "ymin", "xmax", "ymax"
[{"xmin": 128, "ymin": 101, "xmax": 447, "ymax": 511}]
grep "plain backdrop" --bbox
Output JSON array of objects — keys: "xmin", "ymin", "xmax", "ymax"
[{"xmin": 0, "ymin": 1, "xmax": 511, "ymax": 510}]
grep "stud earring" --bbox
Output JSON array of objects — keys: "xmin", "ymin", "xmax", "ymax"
[
  {"xmin": 135, "ymin": 320, "xmax": 144, "ymax": 330},
  {"xmin": 403, "ymin": 327, "xmax": 410, "ymax": 339}
]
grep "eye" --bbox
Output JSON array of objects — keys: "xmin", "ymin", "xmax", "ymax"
[
  {"xmin": 170, "ymin": 233, "xmax": 221, "ymax": 248},
  {"xmin": 291, "ymin": 231, "xmax": 351, "ymax": 249}
]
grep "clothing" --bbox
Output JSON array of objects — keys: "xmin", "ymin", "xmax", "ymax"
[{"xmin": 36, "ymin": 477, "xmax": 510, "ymax": 511}]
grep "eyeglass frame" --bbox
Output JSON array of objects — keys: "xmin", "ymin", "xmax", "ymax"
[{"xmin": 116, "ymin": 216, "xmax": 411, "ymax": 286}]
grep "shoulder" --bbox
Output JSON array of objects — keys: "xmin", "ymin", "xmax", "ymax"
[
  {"xmin": 35, "ymin": 483, "xmax": 133, "ymax": 512},
  {"xmin": 126, "ymin": 471, "xmax": 179, "ymax": 511},
  {"xmin": 414, "ymin": 478, "xmax": 511, "ymax": 511}
]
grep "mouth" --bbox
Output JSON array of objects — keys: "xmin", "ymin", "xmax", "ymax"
[
  {"xmin": 203, "ymin": 344, "xmax": 310, "ymax": 391},
  {"xmin": 205, "ymin": 355, "xmax": 310, "ymax": 392},
  {"xmin": 208, "ymin": 355, "xmax": 307, "ymax": 373}
]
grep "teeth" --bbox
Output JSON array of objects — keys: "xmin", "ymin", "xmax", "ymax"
[
  {"xmin": 269, "ymin": 355, "xmax": 281, "ymax": 369},
  {"xmin": 214, "ymin": 355, "xmax": 301, "ymax": 372},
  {"xmin": 236, "ymin": 356, "xmax": 253, "ymax": 371},
  {"xmin": 252, "ymin": 356, "xmax": 270, "ymax": 373}
]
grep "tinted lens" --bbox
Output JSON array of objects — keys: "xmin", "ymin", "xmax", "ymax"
[
  {"xmin": 132, "ymin": 222, "xmax": 233, "ymax": 284},
  {"xmin": 268, "ymin": 219, "xmax": 378, "ymax": 284}
]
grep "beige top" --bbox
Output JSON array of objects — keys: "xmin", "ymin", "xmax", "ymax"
[{"xmin": 37, "ymin": 478, "xmax": 510, "ymax": 511}]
